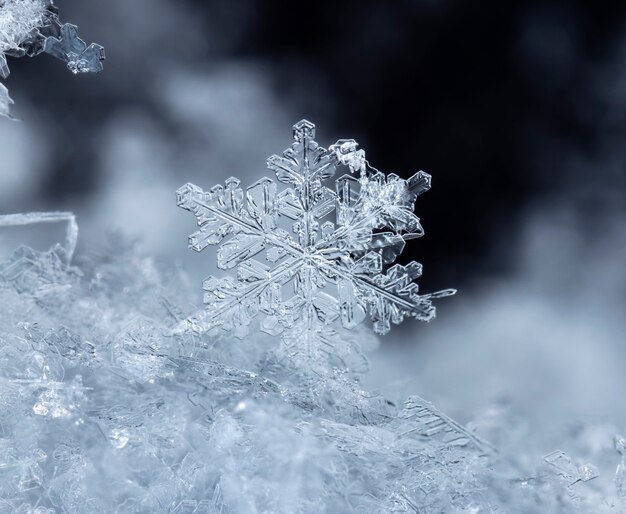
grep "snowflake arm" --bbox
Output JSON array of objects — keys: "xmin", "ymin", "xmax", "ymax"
[
  {"xmin": 0, "ymin": 82, "xmax": 13, "ymax": 117},
  {"xmin": 394, "ymin": 396, "xmax": 496, "ymax": 455},
  {"xmin": 43, "ymin": 22, "xmax": 105, "ymax": 74},
  {"xmin": 0, "ymin": 211, "xmax": 77, "ymax": 261}
]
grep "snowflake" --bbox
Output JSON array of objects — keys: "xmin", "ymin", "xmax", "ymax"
[{"xmin": 176, "ymin": 120, "xmax": 454, "ymax": 340}]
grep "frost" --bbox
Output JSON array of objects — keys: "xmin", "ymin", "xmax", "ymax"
[
  {"xmin": 0, "ymin": 212, "xmax": 77, "ymax": 261},
  {"xmin": 43, "ymin": 22, "xmax": 104, "ymax": 74},
  {"xmin": 0, "ymin": 0, "xmax": 46, "ymax": 63},
  {"xmin": 177, "ymin": 120, "xmax": 455, "ymax": 362},
  {"xmin": 0, "ymin": 82, "xmax": 12, "ymax": 117},
  {"xmin": 0, "ymin": 226, "xmax": 624, "ymax": 512},
  {"xmin": 0, "ymin": 0, "xmax": 104, "ymax": 117},
  {"xmin": 0, "ymin": 125, "xmax": 624, "ymax": 511},
  {"xmin": 396, "ymin": 395, "xmax": 496, "ymax": 454}
]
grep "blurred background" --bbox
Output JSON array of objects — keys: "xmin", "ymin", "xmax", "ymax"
[{"xmin": 1, "ymin": 0, "xmax": 625, "ymax": 433}]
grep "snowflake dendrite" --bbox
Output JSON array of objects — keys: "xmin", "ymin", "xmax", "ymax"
[{"xmin": 177, "ymin": 120, "xmax": 454, "ymax": 339}]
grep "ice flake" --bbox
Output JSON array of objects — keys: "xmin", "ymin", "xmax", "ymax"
[
  {"xmin": 43, "ymin": 22, "xmax": 104, "ymax": 74},
  {"xmin": 0, "ymin": 211, "xmax": 78, "ymax": 261},
  {"xmin": 42, "ymin": 327, "xmax": 98, "ymax": 368},
  {"xmin": 0, "ymin": 0, "xmax": 48, "ymax": 64},
  {"xmin": 0, "ymin": 1, "xmax": 104, "ymax": 117},
  {"xmin": 111, "ymin": 316, "xmax": 167, "ymax": 382},
  {"xmin": 543, "ymin": 449, "xmax": 599, "ymax": 486},
  {"xmin": 0, "ymin": 245, "xmax": 79, "ymax": 298},
  {"xmin": 394, "ymin": 396, "xmax": 496, "ymax": 455},
  {"xmin": 177, "ymin": 120, "xmax": 455, "ymax": 342}
]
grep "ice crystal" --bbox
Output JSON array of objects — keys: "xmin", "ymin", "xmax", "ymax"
[
  {"xmin": 0, "ymin": 211, "xmax": 77, "ymax": 261},
  {"xmin": 43, "ymin": 22, "xmax": 104, "ymax": 74},
  {"xmin": 0, "ymin": 82, "xmax": 12, "ymax": 117},
  {"xmin": 543, "ymin": 449, "xmax": 600, "ymax": 487},
  {"xmin": 177, "ymin": 120, "xmax": 455, "ymax": 348},
  {"xmin": 0, "ymin": 0, "xmax": 104, "ymax": 117},
  {"xmin": 0, "ymin": 215, "xmax": 624, "ymax": 512}
]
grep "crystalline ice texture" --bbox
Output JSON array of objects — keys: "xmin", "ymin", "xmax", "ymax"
[
  {"xmin": 177, "ymin": 120, "xmax": 455, "ymax": 341},
  {"xmin": 0, "ymin": 1, "xmax": 104, "ymax": 117},
  {"xmin": 543, "ymin": 449, "xmax": 599, "ymax": 486},
  {"xmin": 0, "ymin": 211, "xmax": 77, "ymax": 261},
  {"xmin": 394, "ymin": 395, "xmax": 495, "ymax": 454},
  {"xmin": 43, "ymin": 23, "xmax": 104, "ymax": 74},
  {"xmin": 0, "ymin": 83, "xmax": 13, "ymax": 117},
  {"xmin": 0, "ymin": 0, "xmax": 48, "ymax": 67}
]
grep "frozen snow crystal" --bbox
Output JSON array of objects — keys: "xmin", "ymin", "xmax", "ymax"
[
  {"xmin": 0, "ymin": 213, "xmax": 623, "ymax": 512},
  {"xmin": 0, "ymin": 0, "xmax": 104, "ymax": 117},
  {"xmin": 543, "ymin": 449, "xmax": 599, "ymax": 486},
  {"xmin": 43, "ymin": 22, "xmax": 104, "ymax": 74},
  {"xmin": 395, "ymin": 395, "xmax": 495, "ymax": 454},
  {"xmin": 0, "ymin": 211, "xmax": 78, "ymax": 261},
  {"xmin": 177, "ymin": 120, "xmax": 455, "ymax": 348},
  {"xmin": 0, "ymin": 82, "xmax": 12, "ymax": 117},
  {"xmin": 0, "ymin": 0, "xmax": 47, "ymax": 68}
]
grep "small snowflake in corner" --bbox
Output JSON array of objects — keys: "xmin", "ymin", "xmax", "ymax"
[{"xmin": 176, "ymin": 120, "xmax": 454, "ymax": 339}]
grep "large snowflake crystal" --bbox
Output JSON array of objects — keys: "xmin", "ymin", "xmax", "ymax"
[{"xmin": 177, "ymin": 120, "xmax": 454, "ymax": 340}]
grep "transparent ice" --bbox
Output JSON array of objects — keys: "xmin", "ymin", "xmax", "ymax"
[
  {"xmin": 0, "ymin": 0, "xmax": 104, "ymax": 117},
  {"xmin": 176, "ymin": 120, "xmax": 455, "ymax": 358},
  {"xmin": 43, "ymin": 22, "xmax": 104, "ymax": 75},
  {"xmin": 0, "ymin": 130, "xmax": 624, "ymax": 512},
  {"xmin": 0, "ymin": 212, "xmax": 77, "ymax": 261}
]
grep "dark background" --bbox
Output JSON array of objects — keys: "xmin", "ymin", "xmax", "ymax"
[
  {"xmin": 2, "ymin": 0, "xmax": 625, "ymax": 421},
  {"xmin": 4, "ymin": 0, "xmax": 626, "ymax": 287}
]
